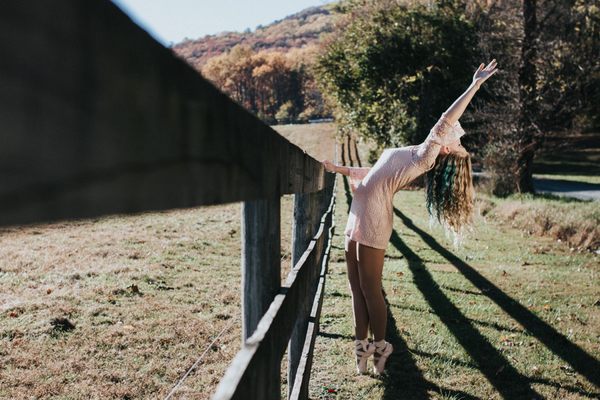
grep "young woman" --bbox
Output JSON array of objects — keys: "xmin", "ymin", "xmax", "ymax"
[{"xmin": 322, "ymin": 60, "xmax": 498, "ymax": 375}]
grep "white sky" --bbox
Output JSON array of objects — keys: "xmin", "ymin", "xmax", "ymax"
[{"xmin": 112, "ymin": 0, "xmax": 335, "ymax": 46}]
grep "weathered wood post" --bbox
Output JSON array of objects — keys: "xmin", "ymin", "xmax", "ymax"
[
  {"xmin": 241, "ymin": 195, "xmax": 281, "ymax": 399},
  {"xmin": 287, "ymin": 189, "xmax": 319, "ymax": 398},
  {"xmin": 289, "ymin": 173, "xmax": 337, "ymax": 400},
  {"xmin": 287, "ymin": 154, "xmax": 323, "ymax": 397}
]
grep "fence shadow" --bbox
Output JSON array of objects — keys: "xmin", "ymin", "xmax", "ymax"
[
  {"xmin": 380, "ymin": 289, "xmax": 484, "ymax": 400},
  {"xmin": 389, "ymin": 229, "xmax": 543, "ymax": 399},
  {"xmin": 394, "ymin": 208, "xmax": 600, "ymax": 390}
]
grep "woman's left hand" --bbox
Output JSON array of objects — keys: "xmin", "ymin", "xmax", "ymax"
[
  {"xmin": 473, "ymin": 59, "xmax": 498, "ymax": 88},
  {"xmin": 322, "ymin": 160, "xmax": 337, "ymax": 173}
]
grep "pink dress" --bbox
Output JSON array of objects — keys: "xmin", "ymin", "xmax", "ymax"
[{"xmin": 344, "ymin": 113, "xmax": 465, "ymax": 250}]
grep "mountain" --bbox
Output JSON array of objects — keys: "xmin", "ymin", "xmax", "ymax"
[{"xmin": 171, "ymin": 5, "xmax": 339, "ymax": 70}]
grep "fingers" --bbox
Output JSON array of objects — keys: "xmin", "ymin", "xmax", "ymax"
[{"xmin": 484, "ymin": 59, "xmax": 497, "ymax": 71}]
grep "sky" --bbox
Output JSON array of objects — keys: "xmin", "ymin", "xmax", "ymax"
[{"xmin": 112, "ymin": 0, "xmax": 334, "ymax": 46}]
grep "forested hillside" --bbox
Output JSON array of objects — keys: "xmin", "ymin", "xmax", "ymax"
[
  {"xmin": 172, "ymin": 5, "xmax": 339, "ymax": 124},
  {"xmin": 172, "ymin": 6, "xmax": 337, "ymax": 70}
]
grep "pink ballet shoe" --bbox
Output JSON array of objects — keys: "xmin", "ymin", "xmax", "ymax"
[
  {"xmin": 373, "ymin": 340, "xmax": 393, "ymax": 375},
  {"xmin": 354, "ymin": 339, "xmax": 375, "ymax": 374}
]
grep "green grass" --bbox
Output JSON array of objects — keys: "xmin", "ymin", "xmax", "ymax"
[{"xmin": 309, "ymin": 177, "xmax": 599, "ymax": 399}]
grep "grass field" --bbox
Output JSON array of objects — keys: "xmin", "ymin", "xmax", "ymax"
[
  {"xmin": 308, "ymin": 179, "xmax": 599, "ymax": 399},
  {"xmin": 1, "ymin": 122, "xmax": 599, "ymax": 399}
]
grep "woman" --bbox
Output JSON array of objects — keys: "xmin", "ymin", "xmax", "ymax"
[{"xmin": 322, "ymin": 60, "xmax": 498, "ymax": 375}]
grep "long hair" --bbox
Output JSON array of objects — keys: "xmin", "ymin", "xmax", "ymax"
[{"xmin": 425, "ymin": 152, "xmax": 474, "ymax": 234}]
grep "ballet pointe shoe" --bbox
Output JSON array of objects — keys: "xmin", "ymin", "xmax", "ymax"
[
  {"xmin": 354, "ymin": 339, "xmax": 375, "ymax": 374},
  {"xmin": 372, "ymin": 340, "xmax": 393, "ymax": 375}
]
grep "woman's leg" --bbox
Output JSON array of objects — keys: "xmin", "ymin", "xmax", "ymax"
[
  {"xmin": 356, "ymin": 243, "xmax": 386, "ymax": 341},
  {"xmin": 345, "ymin": 238, "xmax": 369, "ymax": 340}
]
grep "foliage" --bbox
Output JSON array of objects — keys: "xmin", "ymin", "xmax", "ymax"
[
  {"xmin": 202, "ymin": 45, "xmax": 326, "ymax": 123},
  {"xmin": 316, "ymin": 0, "xmax": 478, "ymax": 150},
  {"xmin": 275, "ymin": 100, "xmax": 294, "ymax": 124},
  {"xmin": 173, "ymin": 5, "xmax": 339, "ymax": 124}
]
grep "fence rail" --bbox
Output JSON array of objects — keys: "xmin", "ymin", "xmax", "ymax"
[
  {"xmin": 1, "ymin": 1, "xmax": 337, "ymax": 399},
  {"xmin": 0, "ymin": 0, "xmax": 325, "ymax": 228}
]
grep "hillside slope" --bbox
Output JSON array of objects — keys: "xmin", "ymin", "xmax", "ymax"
[{"xmin": 172, "ymin": 5, "xmax": 339, "ymax": 70}]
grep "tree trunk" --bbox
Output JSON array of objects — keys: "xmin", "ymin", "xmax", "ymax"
[{"xmin": 517, "ymin": 0, "xmax": 537, "ymax": 193}]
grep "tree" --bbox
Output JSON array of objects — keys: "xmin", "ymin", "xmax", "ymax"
[
  {"xmin": 468, "ymin": 0, "xmax": 599, "ymax": 195},
  {"xmin": 316, "ymin": 0, "xmax": 478, "ymax": 157},
  {"xmin": 202, "ymin": 44, "xmax": 332, "ymax": 124}
]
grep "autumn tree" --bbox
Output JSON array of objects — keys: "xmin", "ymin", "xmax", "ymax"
[{"xmin": 202, "ymin": 44, "xmax": 330, "ymax": 123}]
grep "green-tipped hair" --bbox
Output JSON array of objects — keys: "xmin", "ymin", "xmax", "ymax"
[{"xmin": 425, "ymin": 152, "xmax": 474, "ymax": 233}]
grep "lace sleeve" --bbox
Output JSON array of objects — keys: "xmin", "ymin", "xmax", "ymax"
[
  {"xmin": 411, "ymin": 113, "xmax": 466, "ymax": 172},
  {"xmin": 429, "ymin": 112, "xmax": 466, "ymax": 145}
]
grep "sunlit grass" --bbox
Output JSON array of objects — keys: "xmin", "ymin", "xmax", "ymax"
[{"xmin": 309, "ymin": 180, "xmax": 599, "ymax": 399}]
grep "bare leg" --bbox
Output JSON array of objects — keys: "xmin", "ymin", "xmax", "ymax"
[
  {"xmin": 345, "ymin": 238, "xmax": 369, "ymax": 340},
  {"xmin": 357, "ymin": 243, "xmax": 386, "ymax": 341}
]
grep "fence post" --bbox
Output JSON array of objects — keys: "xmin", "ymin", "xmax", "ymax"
[
  {"xmin": 241, "ymin": 195, "xmax": 281, "ymax": 399},
  {"xmin": 287, "ymin": 189, "xmax": 320, "ymax": 398}
]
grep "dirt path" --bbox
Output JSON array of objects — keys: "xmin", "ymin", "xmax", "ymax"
[{"xmin": 533, "ymin": 177, "xmax": 600, "ymax": 201}]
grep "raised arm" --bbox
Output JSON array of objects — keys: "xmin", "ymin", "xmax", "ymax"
[
  {"xmin": 412, "ymin": 60, "xmax": 498, "ymax": 171},
  {"xmin": 443, "ymin": 59, "xmax": 498, "ymax": 125}
]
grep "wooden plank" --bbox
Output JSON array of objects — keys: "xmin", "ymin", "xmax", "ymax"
[
  {"xmin": 289, "ymin": 321, "xmax": 317, "ymax": 400},
  {"xmin": 0, "ymin": 0, "xmax": 324, "ymax": 227},
  {"xmin": 290, "ymin": 205, "xmax": 336, "ymax": 400},
  {"xmin": 212, "ymin": 241, "xmax": 318, "ymax": 399}
]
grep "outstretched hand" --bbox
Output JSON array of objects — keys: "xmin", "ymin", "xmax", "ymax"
[
  {"xmin": 322, "ymin": 160, "xmax": 336, "ymax": 173},
  {"xmin": 473, "ymin": 59, "xmax": 498, "ymax": 88}
]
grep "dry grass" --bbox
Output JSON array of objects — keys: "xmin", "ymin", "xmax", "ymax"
[
  {"xmin": 273, "ymin": 122, "xmax": 337, "ymax": 162},
  {"xmin": 3, "ymin": 122, "xmax": 598, "ymax": 399},
  {"xmin": 481, "ymin": 194, "xmax": 600, "ymax": 252},
  {"xmin": 0, "ymin": 205, "xmax": 244, "ymax": 399}
]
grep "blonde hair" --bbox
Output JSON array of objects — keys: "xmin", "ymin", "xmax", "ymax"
[{"xmin": 425, "ymin": 152, "xmax": 474, "ymax": 234}]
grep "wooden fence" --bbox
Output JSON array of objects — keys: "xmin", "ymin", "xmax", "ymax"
[{"xmin": 0, "ymin": 1, "xmax": 337, "ymax": 398}]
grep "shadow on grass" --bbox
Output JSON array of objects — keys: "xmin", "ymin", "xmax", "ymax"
[
  {"xmin": 394, "ymin": 208, "xmax": 600, "ymax": 390},
  {"xmin": 388, "ymin": 229, "xmax": 543, "ymax": 399},
  {"xmin": 411, "ymin": 348, "xmax": 600, "ymax": 399},
  {"xmin": 380, "ymin": 289, "xmax": 485, "ymax": 400},
  {"xmin": 387, "ymin": 301, "xmax": 526, "ymax": 335}
]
